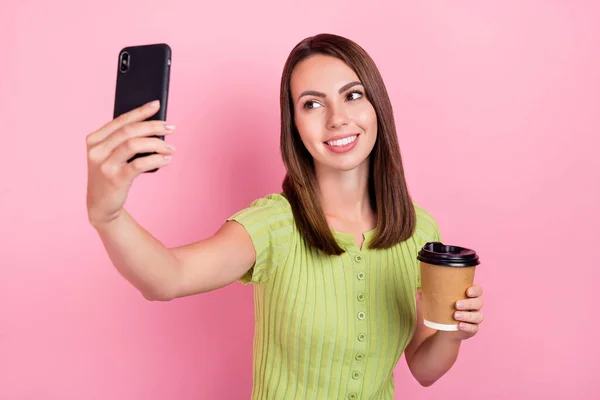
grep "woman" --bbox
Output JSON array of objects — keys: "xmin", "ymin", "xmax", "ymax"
[{"xmin": 86, "ymin": 33, "xmax": 484, "ymax": 399}]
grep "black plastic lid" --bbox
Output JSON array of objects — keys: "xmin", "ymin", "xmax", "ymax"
[{"xmin": 417, "ymin": 242, "xmax": 480, "ymax": 267}]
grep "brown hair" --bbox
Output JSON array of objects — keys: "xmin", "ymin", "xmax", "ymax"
[{"xmin": 279, "ymin": 33, "xmax": 416, "ymax": 255}]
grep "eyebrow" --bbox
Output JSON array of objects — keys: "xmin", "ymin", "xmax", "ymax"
[{"xmin": 297, "ymin": 81, "xmax": 363, "ymax": 102}]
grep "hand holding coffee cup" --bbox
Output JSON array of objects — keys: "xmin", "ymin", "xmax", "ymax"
[
  {"xmin": 417, "ymin": 242, "xmax": 482, "ymax": 334},
  {"xmin": 452, "ymin": 284, "xmax": 484, "ymax": 339}
]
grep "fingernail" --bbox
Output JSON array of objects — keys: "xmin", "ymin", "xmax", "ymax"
[
  {"xmin": 167, "ymin": 144, "xmax": 176, "ymax": 151},
  {"xmin": 468, "ymin": 289, "xmax": 474, "ymax": 296},
  {"xmin": 165, "ymin": 124, "xmax": 176, "ymax": 131},
  {"xmin": 164, "ymin": 155, "xmax": 173, "ymax": 161},
  {"xmin": 455, "ymin": 312, "xmax": 463, "ymax": 319},
  {"xmin": 147, "ymin": 100, "xmax": 160, "ymax": 108},
  {"xmin": 456, "ymin": 301, "xmax": 464, "ymax": 309}
]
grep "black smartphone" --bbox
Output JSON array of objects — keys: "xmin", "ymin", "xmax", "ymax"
[{"xmin": 113, "ymin": 43, "xmax": 171, "ymax": 173}]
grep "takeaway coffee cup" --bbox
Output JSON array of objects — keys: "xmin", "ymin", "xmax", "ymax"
[{"xmin": 417, "ymin": 242, "xmax": 480, "ymax": 331}]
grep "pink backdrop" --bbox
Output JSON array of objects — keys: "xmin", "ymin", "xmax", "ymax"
[{"xmin": 2, "ymin": 1, "xmax": 599, "ymax": 399}]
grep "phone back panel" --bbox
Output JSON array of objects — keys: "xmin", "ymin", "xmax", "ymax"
[{"xmin": 113, "ymin": 43, "xmax": 171, "ymax": 121}]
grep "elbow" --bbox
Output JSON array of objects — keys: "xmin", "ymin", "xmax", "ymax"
[
  {"xmin": 408, "ymin": 363, "xmax": 439, "ymax": 387},
  {"xmin": 418, "ymin": 378, "xmax": 437, "ymax": 387},
  {"xmin": 140, "ymin": 266, "xmax": 180, "ymax": 302},
  {"xmin": 141, "ymin": 287, "xmax": 175, "ymax": 302}
]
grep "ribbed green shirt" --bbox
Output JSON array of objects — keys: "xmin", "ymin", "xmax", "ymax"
[{"xmin": 227, "ymin": 193, "xmax": 442, "ymax": 400}]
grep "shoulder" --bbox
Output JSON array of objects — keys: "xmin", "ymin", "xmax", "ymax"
[
  {"xmin": 412, "ymin": 203, "xmax": 442, "ymax": 243},
  {"xmin": 228, "ymin": 193, "xmax": 293, "ymax": 227},
  {"xmin": 226, "ymin": 193, "xmax": 295, "ymax": 284},
  {"xmin": 246, "ymin": 192, "xmax": 291, "ymax": 211}
]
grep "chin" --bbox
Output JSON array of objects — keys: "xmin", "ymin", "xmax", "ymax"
[{"xmin": 318, "ymin": 154, "xmax": 371, "ymax": 173}]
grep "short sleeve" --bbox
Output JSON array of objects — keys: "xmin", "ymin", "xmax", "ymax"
[
  {"xmin": 226, "ymin": 194, "xmax": 295, "ymax": 285},
  {"xmin": 414, "ymin": 205, "xmax": 443, "ymax": 289}
]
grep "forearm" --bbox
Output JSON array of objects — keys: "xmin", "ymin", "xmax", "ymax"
[
  {"xmin": 92, "ymin": 210, "xmax": 180, "ymax": 300},
  {"xmin": 407, "ymin": 331, "xmax": 462, "ymax": 387}
]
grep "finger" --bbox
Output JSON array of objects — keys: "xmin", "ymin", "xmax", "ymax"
[
  {"xmin": 456, "ymin": 298, "xmax": 483, "ymax": 311},
  {"xmin": 88, "ymin": 121, "xmax": 174, "ymax": 165},
  {"xmin": 122, "ymin": 153, "xmax": 174, "ymax": 180},
  {"xmin": 102, "ymin": 120, "xmax": 174, "ymax": 155},
  {"xmin": 454, "ymin": 311, "xmax": 484, "ymax": 324},
  {"xmin": 458, "ymin": 322, "xmax": 479, "ymax": 334},
  {"xmin": 466, "ymin": 285, "xmax": 483, "ymax": 297},
  {"xmin": 86, "ymin": 100, "xmax": 161, "ymax": 147},
  {"xmin": 108, "ymin": 137, "xmax": 175, "ymax": 165}
]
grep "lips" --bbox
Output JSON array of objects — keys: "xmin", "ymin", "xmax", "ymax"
[{"xmin": 324, "ymin": 134, "xmax": 360, "ymax": 154}]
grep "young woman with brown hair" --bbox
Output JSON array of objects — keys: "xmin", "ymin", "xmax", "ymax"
[{"xmin": 86, "ymin": 33, "xmax": 484, "ymax": 399}]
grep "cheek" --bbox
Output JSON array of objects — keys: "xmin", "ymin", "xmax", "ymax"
[
  {"xmin": 353, "ymin": 104, "xmax": 378, "ymax": 132},
  {"xmin": 295, "ymin": 111, "xmax": 323, "ymax": 144}
]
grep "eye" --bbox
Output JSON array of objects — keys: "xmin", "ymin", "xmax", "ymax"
[
  {"xmin": 346, "ymin": 90, "xmax": 363, "ymax": 101},
  {"xmin": 303, "ymin": 100, "xmax": 322, "ymax": 109}
]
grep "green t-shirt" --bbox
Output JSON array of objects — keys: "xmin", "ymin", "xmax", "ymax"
[{"xmin": 227, "ymin": 193, "xmax": 442, "ymax": 399}]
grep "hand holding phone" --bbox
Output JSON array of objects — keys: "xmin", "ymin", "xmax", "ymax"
[
  {"xmin": 85, "ymin": 43, "xmax": 174, "ymax": 227},
  {"xmin": 86, "ymin": 101, "xmax": 176, "ymax": 227}
]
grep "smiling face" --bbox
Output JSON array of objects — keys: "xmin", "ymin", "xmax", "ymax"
[{"xmin": 290, "ymin": 54, "xmax": 378, "ymax": 173}]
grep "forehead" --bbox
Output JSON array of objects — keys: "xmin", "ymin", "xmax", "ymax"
[{"xmin": 290, "ymin": 54, "xmax": 360, "ymax": 94}]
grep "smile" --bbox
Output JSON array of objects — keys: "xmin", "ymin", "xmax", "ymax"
[
  {"xmin": 325, "ymin": 134, "xmax": 358, "ymax": 147},
  {"xmin": 324, "ymin": 134, "xmax": 360, "ymax": 154}
]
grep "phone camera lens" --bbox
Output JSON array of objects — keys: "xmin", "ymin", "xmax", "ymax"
[{"xmin": 120, "ymin": 52, "xmax": 130, "ymax": 73}]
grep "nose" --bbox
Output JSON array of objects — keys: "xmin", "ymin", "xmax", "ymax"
[{"xmin": 327, "ymin": 105, "xmax": 350, "ymax": 130}]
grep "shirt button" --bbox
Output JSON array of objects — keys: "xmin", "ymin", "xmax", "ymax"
[
  {"xmin": 354, "ymin": 254, "xmax": 363, "ymax": 263},
  {"xmin": 358, "ymin": 333, "xmax": 366, "ymax": 342},
  {"xmin": 357, "ymin": 272, "xmax": 365, "ymax": 280},
  {"xmin": 352, "ymin": 371, "xmax": 361, "ymax": 380},
  {"xmin": 355, "ymin": 353, "xmax": 364, "ymax": 361},
  {"xmin": 348, "ymin": 393, "xmax": 357, "ymax": 400},
  {"xmin": 357, "ymin": 312, "xmax": 366, "ymax": 320},
  {"xmin": 357, "ymin": 293, "xmax": 365, "ymax": 302}
]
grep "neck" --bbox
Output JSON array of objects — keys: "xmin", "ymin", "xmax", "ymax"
[{"xmin": 315, "ymin": 160, "xmax": 373, "ymax": 224}]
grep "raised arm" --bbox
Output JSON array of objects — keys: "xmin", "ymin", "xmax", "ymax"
[{"xmin": 87, "ymin": 101, "xmax": 255, "ymax": 301}]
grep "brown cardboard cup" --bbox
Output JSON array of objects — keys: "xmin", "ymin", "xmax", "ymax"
[{"xmin": 417, "ymin": 242, "xmax": 480, "ymax": 331}]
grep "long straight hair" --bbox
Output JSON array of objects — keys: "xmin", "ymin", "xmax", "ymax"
[{"xmin": 280, "ymin": 33, "xmax": 416, "ymax": 255}]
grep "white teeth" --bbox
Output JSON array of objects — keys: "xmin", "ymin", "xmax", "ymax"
[{"xmin": 326, "ymin": 135, "xmax": 357, "ymax": 147}]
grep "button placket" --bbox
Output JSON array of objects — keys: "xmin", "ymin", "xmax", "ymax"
[
  {"xmin": 348, "ymin": 251, "xmax": 367, "ymax": 399},
  {"xmin": 354, "ymin": 253, "xmax": 367, "ymax": 326}
]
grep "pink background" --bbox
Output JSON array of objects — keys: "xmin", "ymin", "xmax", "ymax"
[{"xmin": 2, "ymin": 1, "xmax": 599, "ymax": 399}]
